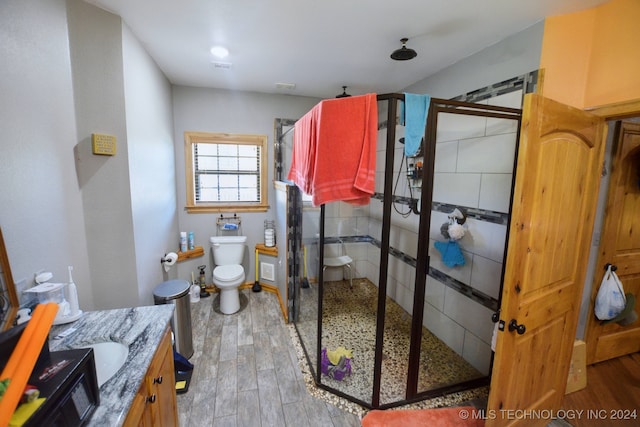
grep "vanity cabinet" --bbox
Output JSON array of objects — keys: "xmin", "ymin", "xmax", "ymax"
[{"xmin": 124, "ymin": 327, "xmax": 177, "ymax": 426}]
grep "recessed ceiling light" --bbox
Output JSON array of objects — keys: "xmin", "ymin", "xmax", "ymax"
[{"xmin": 210, "ymin": 46, "xmax": 229, "ymax": 59}]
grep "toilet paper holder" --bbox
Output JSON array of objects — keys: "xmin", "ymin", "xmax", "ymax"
[{"xmin": 161, "ymin": 252, "xmax": 179, "ymax": 272}]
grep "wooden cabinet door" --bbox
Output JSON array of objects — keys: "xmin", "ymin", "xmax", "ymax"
[
  {"xmin": 124, "ymin": 391, "xmax": 153, "ymax": 427},
  {"xmin": 586, "ymin": 121, "xmax": 640, "ymax": 364},
  {"xmin": 123, "ymin": 327, "xmax": 177, "ymax": 427},
  {"xmin": 487, "ymin": 94, "xmax": 606, "ymax": 427},
  {"xmin": 152, "ymin": 330, "xmax": 178, "ymax": 426}
]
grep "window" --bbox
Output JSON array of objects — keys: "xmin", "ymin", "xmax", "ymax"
[{"xmin": 185, "ymin": 132, "xmax": 268, "ymax": 213}]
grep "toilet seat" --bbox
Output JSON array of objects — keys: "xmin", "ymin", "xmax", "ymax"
[{"xmin": 213, "ymin": 264, "xmax": 244, "ymax": 282}]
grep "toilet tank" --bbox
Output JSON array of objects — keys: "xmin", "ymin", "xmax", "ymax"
[{"xmin": 210, "ymin": 235, "xmax": 247, "ymax": 265}]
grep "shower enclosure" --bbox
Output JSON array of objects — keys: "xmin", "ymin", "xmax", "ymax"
[{"xmin": 278, "ymin": 87, "xmax": 526, "ymax": 409}]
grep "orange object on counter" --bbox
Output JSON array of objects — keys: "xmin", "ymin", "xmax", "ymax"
[{"xmin": 0, "ymin": 302, "xmax": 58, "ymax": 427}]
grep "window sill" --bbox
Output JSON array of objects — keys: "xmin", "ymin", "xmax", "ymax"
[{"xmin": 185, "ymin": 205, "xmax": 269, "ymax": 214}]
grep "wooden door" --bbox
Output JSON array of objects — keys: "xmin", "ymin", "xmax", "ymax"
[
  {"xmin": 585, "ymin": 121, "xmax": 640, "ymax": 364},
  {"xmin": 487, "ymin": 94, "xmax": 606, "ymax": 427}
]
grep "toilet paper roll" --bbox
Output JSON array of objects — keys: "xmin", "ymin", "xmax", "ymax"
[{"xmin": 162, "ymin": 252, "xmax": 178, "ymax": 272}]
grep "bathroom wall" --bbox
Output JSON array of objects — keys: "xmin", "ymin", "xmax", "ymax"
[
  {"xmin": 171, "ymin": 86, "xmax": 319, "ymax": 287},
  {"xmin": 122, "ymin": 23, "xmax": 178, "ymax": 305},
  {"xmin": 66, "ymin": 0, "xmax": 138, "ymax": 309},
  {"xmin": 1, "ymin": 0, "xmax": 178, "ymax": 311},
  {"xmin": 0, "ymin": 0, "xmax": 94, "ymax": 308},
  {"xmin": 403, "ymin": 21, "xmax": 543, "ymax": 100},
  {"xmin": 67, "ymin": 0, "xmax": 177, "ymax": 308}
]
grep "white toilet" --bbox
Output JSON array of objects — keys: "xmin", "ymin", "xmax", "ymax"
[{"xmin": 210, "ymin": 235, "xmax": 247, "ymax": 314}]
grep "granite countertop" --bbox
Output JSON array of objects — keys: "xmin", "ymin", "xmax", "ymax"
[{"xmin": 49, "ymin": 305, "xmax": 175, "ymax": 427}]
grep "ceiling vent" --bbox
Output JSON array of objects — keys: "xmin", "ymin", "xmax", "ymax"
[
  {"xmin": 211, "ymin": 62, "xmax": 232, "ymax": 70},
  {"xmin": 275, "ymin": 82, "xmax": 296, "ymax": 90}
]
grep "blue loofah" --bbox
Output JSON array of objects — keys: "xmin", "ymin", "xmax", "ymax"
[{"xmin": 434, "ymin": 241, "xmax": 465, "ymax": 267}]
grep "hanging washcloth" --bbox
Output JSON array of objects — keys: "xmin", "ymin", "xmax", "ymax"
[
  {"xmin": 400, "ymin": 93, "xmax": 431, "ymax": 157},
  {"xmin": 434, "ymin": 240, "xmax": 465, "ymax": 268}
]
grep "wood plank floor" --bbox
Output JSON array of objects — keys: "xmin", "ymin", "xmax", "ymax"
[
  {"xmin": 176, "ymin": 289, "xmax": 361, "ymax": 426},
  {"xmin": 560, "ymin": 352, "xmax": 640, "ymax": 426}
]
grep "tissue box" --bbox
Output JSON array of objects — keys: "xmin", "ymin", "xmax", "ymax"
[
  {"xmin": 565, "ymin": 340, "xmax": 587, "ymax": 394},
  {"xmin": 24, "ymin": 282, "xmax": 65, "ymax": 304}
]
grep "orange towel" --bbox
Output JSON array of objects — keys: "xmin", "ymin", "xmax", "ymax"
[
  {"xmin": 287, "ymin": 107, "xmax": 317, "ymax": 196},
  {"xmin": 288, "ymin": 93, "xmax": 377, "ymax": 206},
  {"xmin": 362, "ymin": 407, "xmax": 485, "ymax": 427}
]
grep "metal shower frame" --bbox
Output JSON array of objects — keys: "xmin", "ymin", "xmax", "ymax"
[{"xmin": 295, "ymin": 93, "xmax": 522, "ymax": 409}]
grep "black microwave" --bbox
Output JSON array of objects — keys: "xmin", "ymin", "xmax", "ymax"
[
  {"xmin": 25, "ymin": 347, "xmax": 100, "ymax": 427},
  {"xmin": 0, "ymin": 324, "xmax": 100, "ymax": 426}
]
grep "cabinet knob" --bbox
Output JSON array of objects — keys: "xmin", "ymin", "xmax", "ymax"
[
  {"xmin": 153, "ymin": 376, "xmax": 163, "ymax": 384},
  {"xmin": 146, "ymin": 394, "xmax": 157, "ymax": 404}
]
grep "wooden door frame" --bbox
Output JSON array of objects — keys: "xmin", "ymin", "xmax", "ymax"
[
  {"xmin": 584, "ymin": 98, "xmax": 640, "ymax": 363},
  {"xmin": 587, "ymin": 98, "xmax": 640, "ymax": 121}
]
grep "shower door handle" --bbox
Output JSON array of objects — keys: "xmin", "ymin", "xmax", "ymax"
[{"xmin": 508, "ymin": 319, "xmax": 526, "ymax": 335}]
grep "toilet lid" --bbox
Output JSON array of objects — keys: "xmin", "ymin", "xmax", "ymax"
[{"xmin": 213, "ymin": 264, "xmax": 244, "ymax": 282}]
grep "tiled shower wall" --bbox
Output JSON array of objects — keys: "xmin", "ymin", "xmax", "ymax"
[{"xmin": 320, "ymin": 90, "xmax": 523, "ymax": 375}]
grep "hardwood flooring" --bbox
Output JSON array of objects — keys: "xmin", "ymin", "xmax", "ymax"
[{"xmin": 560, "ymin": 352, "xmax": 640, "ymax": 426}]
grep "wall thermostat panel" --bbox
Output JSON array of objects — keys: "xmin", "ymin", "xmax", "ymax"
[{"xmin": 91, "ymin": 133, "xmax": 117, "ymax": 156}]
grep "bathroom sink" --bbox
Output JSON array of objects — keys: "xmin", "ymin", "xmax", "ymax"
[{"xmin": 84, "ymin": 341, "xmax": 129, "ymax": 387}]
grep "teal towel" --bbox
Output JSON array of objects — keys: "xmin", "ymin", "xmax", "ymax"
[
  {"xmin": 434, "ymin": 241, "xmax": 465, "ymax": 268},
  {"xmin": 400, "ymin": 93, "xmax": 431, "ymax": 156}
]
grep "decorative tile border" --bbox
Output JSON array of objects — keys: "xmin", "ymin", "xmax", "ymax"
[
  {"xmin": 432, "ymin": 202, "xmax": 509, "ymax": 225},
  {"xmin": 372, "ymin": 193, "xmax": 509, "ymax": 225},
  {"xmin": 310, "ymin": 234, "xmax": 498, "ymax": 311},
  {"xmin": 452, "ymin": 70, "xmax": 539, "ymax": 103}
]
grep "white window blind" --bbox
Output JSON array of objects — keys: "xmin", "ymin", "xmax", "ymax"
[
  {"xmin": 194, "ymin": 143, "xmax": 261, "ymax": 203},
  {"xmin": 184, "ymin": 132, "xmax": 268, "ymax": 213}
]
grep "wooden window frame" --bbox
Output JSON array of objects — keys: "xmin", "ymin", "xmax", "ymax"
[{"xmin": 184, "ymin": 131, "xmax": 268, "ymax": 213}]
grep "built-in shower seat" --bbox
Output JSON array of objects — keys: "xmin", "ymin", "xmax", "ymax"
[{"xmin": 323, "ymin": 239, "xmax": 353, "ymax": 289}]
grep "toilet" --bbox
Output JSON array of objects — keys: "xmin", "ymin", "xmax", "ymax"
[{"xmin": 210, "ymin": 235, "xmax": 247, "ymax": 314}]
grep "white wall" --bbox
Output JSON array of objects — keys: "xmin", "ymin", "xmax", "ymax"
[
  {"xmin": 171, "ymin": 86, "xmax": 319, "ymax": 286},
  {"xmin": 1, "ymin": 0, "xmax": 177, "ymax": 312},
  {"xmin": 66, "ymin": 0, "xmax": 138, "ymax": 309},
  {"xmin": 404, "ymin": 22, "xmax": 543, "ymax": 99},
  {"xmin": 0, "ymin": 0, "xmax": 93, "ymax": 308},
  {"xmin": 122, "ymin": 24, "xmax": 178, "ymax": 305}
]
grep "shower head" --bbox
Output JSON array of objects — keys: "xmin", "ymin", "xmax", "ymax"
[
  {"xmin": 336, "ymin": 86, "xmax": 352, "ymax": 98},
  {"xmin": 390, "ymin": 38, "xmax": 417, "ymax": 61}
]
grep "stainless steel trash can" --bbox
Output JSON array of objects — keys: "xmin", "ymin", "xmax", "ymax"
[{"xmin": 153, "ymin": 279, "xmax": 193, "ymax": 358}]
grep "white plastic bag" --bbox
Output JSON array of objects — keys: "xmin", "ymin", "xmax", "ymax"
[{"xmin": 594, "ymin": 265, "xmax": 626, "ymax": 320}]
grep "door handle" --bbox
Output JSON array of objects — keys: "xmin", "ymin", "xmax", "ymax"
[{"xmin": 508, "ymin": 319, "xmax": 526, "ymax": 335}]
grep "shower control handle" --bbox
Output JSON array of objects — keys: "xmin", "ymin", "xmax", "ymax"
[{"xmin": 508, "ymin": 319, "xmax": 526, "ymax": 335}]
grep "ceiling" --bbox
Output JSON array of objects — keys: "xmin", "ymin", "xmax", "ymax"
[{"xmin": 85, "ymin": 0, "xmax": 608, "ymax": 99}]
